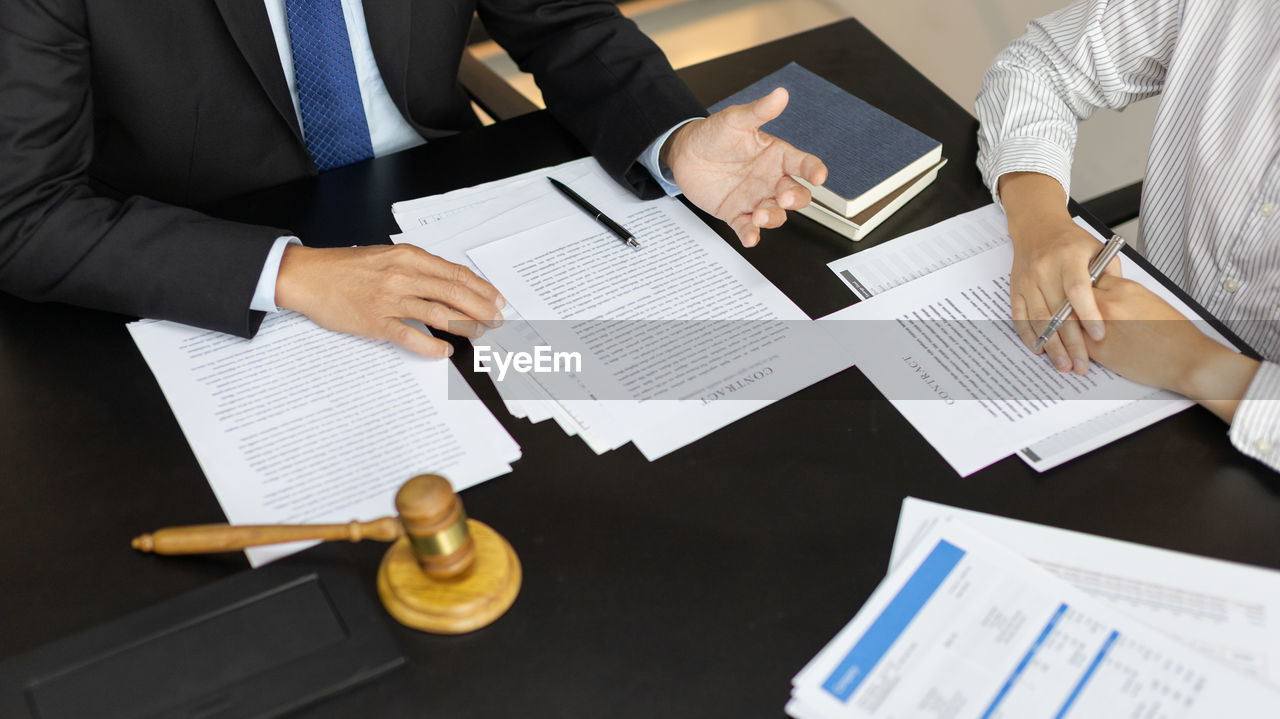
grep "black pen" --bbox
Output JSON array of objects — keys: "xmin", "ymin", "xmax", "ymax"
[{"xmin": 548, "ymin": 177, "xmax": 640, "ymax": 248}]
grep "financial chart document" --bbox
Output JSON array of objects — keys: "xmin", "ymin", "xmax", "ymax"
[
  {"xmin": 891, "ymin": 498, "xmax": 1280, "ymax": 688},
  {"xmin": 787, "ymin": 522, "xmax": 1280, "ymax": 718},
  {"xmin": 828, "ymin": 204, "xmax": 1009, "ymax": 299}
]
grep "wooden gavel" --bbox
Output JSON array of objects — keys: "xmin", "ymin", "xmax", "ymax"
[
  {"xmin": 134, "ymin": 474, "xmax": 477, "ymax": 578},
  {"xmin": 133, "ymin": 475, "xmax": 521, "ymax": 633}
]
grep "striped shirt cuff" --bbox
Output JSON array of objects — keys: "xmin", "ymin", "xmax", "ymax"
[
  {"xmin": 980, "ymin": 136, "xmax": 1074, "ymax": 207},
  {"xmin": 1228, "ymin": 361, "xmax": 1280, "ymax": 468}
]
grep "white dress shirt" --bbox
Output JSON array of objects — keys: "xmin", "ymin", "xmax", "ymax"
[
  {"xmin": 975, "ymin": 0, "xmax": 1280, "ymax": 470},
  {"xmin": 251, "ymin": 0, "xmax": 689, "ymax": 312}
]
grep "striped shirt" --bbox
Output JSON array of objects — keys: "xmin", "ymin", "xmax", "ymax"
[{"xmin": 976, "ymin": 0, "xmax": 1280, "ymax": 470}]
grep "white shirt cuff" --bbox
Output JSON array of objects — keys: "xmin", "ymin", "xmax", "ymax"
[
  {"xmin": 1228, "ymin": 361, "xmax": 1280, "ymax": 468},
  {"xmin": 250, "ymin": 236, "xmax": 302, "ymax": 313},
  {"xmin": 637, "ymin": 118, "xmax": 702, "ymax": 197},
  {"xmin": 982, "ymin": 136, "xmax": 1074, "ymax": 208}
]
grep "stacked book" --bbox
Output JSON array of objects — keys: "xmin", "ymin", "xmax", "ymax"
[{"xmin": 710, "ymin": 63, "xmax": 945, "ymax": 241}]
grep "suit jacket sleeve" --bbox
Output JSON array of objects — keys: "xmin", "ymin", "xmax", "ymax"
[
  {"xmin": 476, "ymin": 0, "xmax": 707, "ymax": 200},
  {"xmin": 0, "ymin": 0, "xmax": 287, "ymax": 337}
]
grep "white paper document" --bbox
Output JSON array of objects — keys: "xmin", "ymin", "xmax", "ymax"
[
  {"xmin": 827, "ymin": 206, "xmax": 1209, "ymax": 472},
  {"xmin": 892, "ymin": 498, "xmax": 1280, "ymax": 688},
  {"xmin": 393, "ymin": 156, "xmax": 852, "ymax": 460},
  {"xmin": 820, "ymin": 208, "xmax": 1231, "ymax": 476},
  {"xmin": 393, "ymin": 185, "xmax": 635, "ymax": 454},
  {"xmin": 393, "ymin": 158, "xmax": 645, "ymax": 453},
  {"xmin": 828, "ymin": 204, "xmax": 1010, "ymax": 299},
  {"xmin": 129, "ymin": 312, "xmax": 520, "ymax": 566},
  {"xmin": 787, "ymin": 519, "xmax": 1280, "ymax": 719},
  {"xmin": 1014, "ymin": 387, "xmax": 1189, "ymax": 470},
  {"xmin": 390, "ymin": 158, "xmax": 631, "ymax": 235},
  {"xmin": 465, "ymin": 195, "xmax": 849, "ymax": 460}
]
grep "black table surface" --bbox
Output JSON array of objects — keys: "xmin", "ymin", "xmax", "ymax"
[{"xmin": 4, "ymin": 18, "xmax": 1279, "ymax": 719}]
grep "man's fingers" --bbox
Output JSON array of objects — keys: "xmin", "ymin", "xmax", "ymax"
[
  {"xmin": 1042, "ymin": 334, "xmax": 1072, "ymax": 372},
  {"xmin": 1026, "ymin": 293, "xmax": 1072, "ymax": 371},
  {"xmin": 1062, "ymin": 264, "xmax": 1105, "ymax": 341},
  {"xmin": 403, "ymin": 246, "xmax": 505, "ymax": 311},
  {"xmin": 391, "ymin": 249, "xmax": 503, "ymax": 326},
  {"xmin": 403, "ymin": 298, "xmax": 486, "ymax": 339},
  {"xmin": 773, "ymin": 175, "xmax": 811, "ymax": 210},
  {"xmin": 751, "ymin": 199, "xmax": 787, "ymax": 229},
  {"xmin": 384, "ymin": 319, "xmax": 454, "ymax": 358},
  {"xmin": 742, "ymin": 86, "xmax": 789, "ymax": 129},
  {"xmin": 1101, "ymin": 255, "xmax": 1122, "ymax": 277},
  {"xmin": 779, "ymin": 143, "xmax": 828, "ymax": 186},
  {"xmin": 1010, "ymin": 293, "xmax": 1038, "ymax": 349},
  {"xmin": 1094, "ymin": 273, "xmax": 1124, "ymax": 291},
  {"xmin": 729, "ymin": 214, "xmax": 761, "ymax": 247},
  {"xmin": 1055, "ymin": 316, "xmax": 1092, "ymax": 374},
  {"xmin": 404, "ymin": 276, "xmax": 502, "ymax": 328},
  {"xmin": 451, "ymin": 262, "xmax": 505, "ymax": 308}
]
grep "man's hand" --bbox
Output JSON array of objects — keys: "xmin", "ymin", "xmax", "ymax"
[
  {"xmin": 275, "ymin": 244, "xmax": 505, "ymax": 358},
  {"xmin": 1001, "ymin": 172, "xmax": 1120, "ymax": 375},
  {"xmin": 1010, "ymin": 216, "xmax": 1119, "ymax": 374},
  {"xmin": 1084, "ymin": 275, "xmax": 1257, "ymax": 423},
  {"xmin": 662, "ymin": 87, "xmax": 827, "ymax": 247}
]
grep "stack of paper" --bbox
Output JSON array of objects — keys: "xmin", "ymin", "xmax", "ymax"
[
  {"xmin": 391, "ymin": 158, "xmax": 852, "ymax": 460},
  {"xmin": 787, "ymin": 499, "xmax": 1280, "ymax": 717},
  {"xmin": 822, "ymin": 205, "xmax": 1237, "ymax": 474}
]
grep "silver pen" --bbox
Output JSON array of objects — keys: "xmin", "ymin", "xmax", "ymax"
[{"xmin": 1032, "ymin": 233, "xmax": 1127, "ymax": 353}]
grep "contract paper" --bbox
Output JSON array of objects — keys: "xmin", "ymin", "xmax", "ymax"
[
  {"xmin": 393, "ymin": 156, "xmax": 851, "ymax": 459},
  {"xmin": 391, "ymin": 158, "xmax": 607, "ymax": 436},
  {"xmin": 465, "ymin": 193, "xmax": 850, "ymax": 460},
  {"xmin": 891, "ymin": 498, "xmax": 1280, "ymax": 687},
  {"xmin": 820, "ymin": 220, "xmax": 1232, "ymax": 476},
  {"xmin": 787, "ymin": 521, "xmax": 1280, "ymax": 718},
  {"xmin": 827, "ymin": 206, "xmax": 1216, "ymax": 471},
  {"xmin": 390, "ymin": 158, "xmax": 626, "ymax": 234},
  {"xmin": 129, "ymin": 313, "xmax": 520, "ymax": 566},
  {"xmin": 391, "ymin": 165, "xmax": 636, "ymax": 454}
]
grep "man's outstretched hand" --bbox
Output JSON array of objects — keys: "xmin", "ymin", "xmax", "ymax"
[{"xmin": 662, "ymin": 87, "xmax": 827, "ymax": 247}]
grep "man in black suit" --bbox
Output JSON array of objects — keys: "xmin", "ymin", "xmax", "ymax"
[{"xmin": 0, "ymin": 0, "xmax": 825, "ymax": 357}]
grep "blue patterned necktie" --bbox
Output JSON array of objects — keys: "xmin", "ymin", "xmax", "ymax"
[{"xmin": 285, "ymin": 0, "xmax": 374, "ymax": 171}]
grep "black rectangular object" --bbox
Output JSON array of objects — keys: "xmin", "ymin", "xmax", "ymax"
[{"xmin": 0, "ymin": 566, "xmax": 403, "ymax": 719}]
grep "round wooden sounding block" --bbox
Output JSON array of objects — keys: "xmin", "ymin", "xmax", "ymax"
[{"xmin": 376, "ymin": 475, "xmax": 521, "ymax": 634}]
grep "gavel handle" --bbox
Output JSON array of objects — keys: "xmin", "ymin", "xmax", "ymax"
[{"xmin": 132, "ymin": 517, "xmax": 404, "ymax": 555}]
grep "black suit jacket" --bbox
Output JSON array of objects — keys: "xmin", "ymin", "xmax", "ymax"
[{"xmin": 0, "ymin": 0, "xmax": 705, "ymax": 335}]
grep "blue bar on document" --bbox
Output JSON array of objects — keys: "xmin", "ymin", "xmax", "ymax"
[
  {"xmin": 980, "ymin": 603, "xmax": 1070, "ymax": 719},
  {"xmin": 1054, "ymin": 630, "xmax": 1119, "ymax": 719},
  {"xmin": 821, "ymin": 540, "xmax": 966, "ymax": 702}
]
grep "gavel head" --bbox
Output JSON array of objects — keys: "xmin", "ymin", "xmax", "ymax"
[{"xmin": 395, "ymin": 474, "xmax": 476, "ymax": 579}]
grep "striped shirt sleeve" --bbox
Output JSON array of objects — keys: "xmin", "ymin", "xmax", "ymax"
[
  {"xmin": 1229, "ymin": 362, "xmax": 1280, "ymax": 469},
  {"xmin": 975, "ymin": 0, "xmax": 1181, "ymax": 203}
]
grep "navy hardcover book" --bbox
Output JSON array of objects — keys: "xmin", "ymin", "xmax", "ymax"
[{"xmin": 708, "ymin": 62, "xmax": 942, "ymax": 218}]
